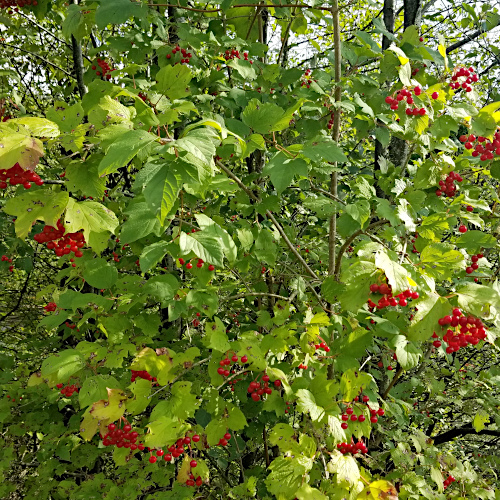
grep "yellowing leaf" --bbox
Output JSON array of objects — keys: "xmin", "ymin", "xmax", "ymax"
[
  {"xmin": 88, "ymin": 388, "xmax": 127, "ymax": 434},
  {"xmin": 357, "ymin": 480, "xmax": 398, "ymax": 499}
]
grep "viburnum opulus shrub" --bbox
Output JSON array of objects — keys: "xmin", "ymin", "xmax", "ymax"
[{"xmin": 0, "ymin": 1, "xmax": 499, "ymax": 499}]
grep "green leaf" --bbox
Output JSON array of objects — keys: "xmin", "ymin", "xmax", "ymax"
[
  {"xmin": 64, "ymin": 198, "xmax": 118, "ymax": 245},
  {"xmin": 395, "ymin": 340, "xmax": 422, "ymax": 370},
  {"xmin": 407, "ymin": 294, "xmax": 450, "ymax": 341},
  {"xmin": 266, "ymin": 456, "xmax": 309, "ymax": 499},
  {"xmin": 139, "ymin": 241, "xmax": 169, "ymax": 272},
  {"xmin": 455, "ymin": 283, "xmax": 500, "ymax": 318},
  {"xmin": 375, "ymin": 250, "xmax": 412, "ymax": 295},
  {"xmin": 295, "ymin": 389, "xmax": 325, "ymax": 422},
  {"xmin": 65, "ymin": 160, "xmax": 106, "ymax": 199},
  {"xmin": 227, "ymin": 58, "xmax": 257, "ymax": 80},
  {"xmin": 301, "ymin": 137, "xmax": 348, "ymax": 163},
  {"xmin": 263, "ymin": 153, "xmax": 309, "ymax": 195},
  {"xmin": 179, "ymin": 231, "xmax": 224, "ymax": 267},
  {"xmin": 120, "ymin": 200, "xmax": 162, "ymax": 244},
  {"xmin": 203, "ymin": 317, "xmax": 231, "ymax": 352},
  {"xmin": 295, "ymin": 484, "xmax": 328, "ymax": 500},
  {"xmin": 98, "ymin": 129, "xmax": 157, "ymax": 176},
  {"xmin": 144, "ymin": 167, "xmax": 182, "ymax": 225},
  {"xmin": 9, "ymin": 117, "xmax": 60, "ymax": 138},
  {"xmin": 41, "ymin": 349, "xmax": 85, "ymax": 383},
  {"xmin": 95, "ymin": 0, "xmax": 145, "ymax": 29},
  {"xmin": 473, "ymin": 409, "xmax": 490, "ymax": 432},
  {"xmin": 419, "ymin": 243, "xmax": 464, "ymax": 280},
  {"xmin": 4, "ymin": 190, "xmax": 69, "ymax": 240},
  {"xmin": 339, "ymin": 260, "xmax": 378, "ymax": 312},
  {"xmin": 150, "ymin": 382, "xmax": 199, "ymax": 420},
  {"xmin": 143, "ymin": 274, "xmax": 179, "ymax": 304},
  {"xmin": 241, "ymin": 98, "xmax": 303, "ymax": 134},
  {"xmin": 254, "ymin": 228, "xmax": 277, "ymax": 266},
  {"xmin": 340, "ymin": 369, "xmax": 373, "ymax": 401},
  {"xmin": 0, "ymin": 122, "xmax": 44, "ymax": 169},
  {"xmin": 155, "ymin": 64, "xmax": 193, "ymax": 100},
  {"xmin": 82, "ymin": 258, "xmax": 118, "ymax": 289},
  {"xmin": 195, "ymin": 214, "xmax": 237, "ymax": 264},
  {"xmin": 145, "ymin": 416, "xmax": 190, "ymax": 448},
  {"xmin": 455, "ymin": 230, "xmax": 497, "ymax": 252},
  {"xmin": 79, "ymin": 375, "xmax": 121, "ymax": 409},
  {"xmin": 327, "ymin": 452, "xmax": 360, "ymax": 486}
]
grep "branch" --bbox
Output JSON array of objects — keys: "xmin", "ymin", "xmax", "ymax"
[
  {"xmin": 217, "ymin": 161, "xmax": 319, "ymax": 280},
  {"xmin": 433, "ymin": 426, "xmax": 500, "ymax": 446},
  {"xmin": 333, "ymin": 219, "xmax": 389, "ymax": 279},
  {"xmin": 223, "ymin": 292, "xmax": 292, "ymax": 302},
  {"xmin": 0, "ymin": 270, "xmax": 32, "ymax": 323},
  {"xmin": 0, "ymin": 41, "xmax": 73, "ymax": 76},
  {"xmin": 446, "ymin": 21, "xmax": 500, "ymax": 54}
]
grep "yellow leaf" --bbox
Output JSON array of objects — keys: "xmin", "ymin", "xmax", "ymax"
[{"xmin": 357, "ymin": 480, "xmax": 398, "ymax": 499}]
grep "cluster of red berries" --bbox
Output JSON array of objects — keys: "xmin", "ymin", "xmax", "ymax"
[
  {"xmin": 185, "ymin": 471, "xmax": 203, "ymax": 488},
  {"xmin": 5, "ymin": 394, "xmax": 23, "ymax": 402},
  {"xmin": 433, "ymin": 308, "xmax": 487, "ymax": 353},
  {"xmin": 337, "ymin": 439, "xmax": 368, "ymax": 455},
  {"xmin": 0, "ymin": 163, "xmax": 44, "ymax": 190},
  {"xmin": 1, "ymin": 254, "xmax": 14, "ymax": 273},
  {"xmin": 178, "ymin": 257, "xmax": 215, "ymax": 272},
  {"xmin": 91, "ymin": 58, "xmax": 113, "ymax": 79},
  {"xmin": 44, "ymin": 302, "xmax": 57, "ymax": 312},
  {"xmin": 0, "ymin": 0, "xmax": 37, "ymax": 10},
  {"xmin": 112, "ymin": 251, "xmax": 120, "ymax": 263},
  {"xmin": 130, "ymin": 369, "xmax": 157, "ymax": 384},
  {"xmin": 377, "ymin": 353, "xmax": 398, "ymax": 371},
  {"xmin": 300, "ymin": 69, "xmax": 314, "ymax": 89},
  {"xmin": 285, "ymin": 401, "xmax": 293, "ymax": 414},
  {"xmin": 314, "ymin": 340, "xmax": 330, "ymax": 353},
  {"xmin": 220, "ymin": 48, "xmax": 251, "ymax": 63},
  {"xmin": 340, "ymin": 395, "xmax": 385, "ymax": 430},
  {"xmin": 298, "ymin": 363, "xmax": 308, "ymax": 369},
  {"xmin": 102, "ymin": 422, "xmax": 142, "ymax": 450},
  {"xmin": 385, "ymin": 87, "xmax": 436, "ymax": 115},
  {"xmin": 410, "ymin": 233, "xmax": 419, "ymax": 254},
  {"xmin": 217, "ymin": 431, "xmax": 232, "ymax": 447},
  {"xmin": 435, "ymin": 170, "xmax": 463, "ymax": 198},
  {"xmin": 33, "ymin": 219, "xmax": 86, "ymax": 258},
  {"xmin": 459, "ymin": 130, "xmax": 500, "ymax": 162},
  {"xmin": 64, "ymin": 321, "xmax": 77, "ymax": 330},
  {"xmin": 247, "ymin": 373, "xmax": 282, "ymax": 402},
  {"xmin": 449, "ymin": 66, "xmax": 478, "ymax": 92},
  {"xmin": 443, "ymin": 475, "xmax": 456, "ymax": 489},
  {"xmin": 466, "ymin": 252, "xmax": 483, "ymax": 274},
  {"xmin": 149, "ymin": 433, "xmax": 201, "ymax": 464},
  {"xmin": 217, "ymin": 353, "xmax": 248, "ymax": 377},
  {"xmin": 56, "ymin": 382, "xmax": 79, "ymax": 397},
  {"xmin": 367, "ymin": 282, "xmax": 419, "ymax": 310},
  {"xmin": 167, "ymin": 45, "xmax": 193, "ymax": 65}
]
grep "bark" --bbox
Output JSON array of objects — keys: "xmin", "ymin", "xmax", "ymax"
[{"xmin": 404, "ymin": 0, "xmax": 422, "ymax": 29}]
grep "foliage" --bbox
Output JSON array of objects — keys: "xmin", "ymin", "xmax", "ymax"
[{"xmin": 0, "ymin": 0, "xmax": 500, "ymax": 499}]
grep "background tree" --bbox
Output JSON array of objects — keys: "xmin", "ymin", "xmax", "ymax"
[{"xmin": 0, "ymin": 0, "xmax": 500, "ymax": 499}]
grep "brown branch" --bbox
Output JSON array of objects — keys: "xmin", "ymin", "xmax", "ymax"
[
  {"xmin": 432, "ymin": 426, "xmax": 500, "ymax": 446},
  {"xmin": 217, "ymin": 161, "xmax": 319, "ymax": 280},
  {"xmin": 446, "ymin": 21, "xmax": 500, "ymax": 54},
  {"xmin": 382, "ymin": 366, "xmax": 403, "ymax": 399},
  {"xmin": 148, "ymin": 2, "xmax": 352, "ymax": 12}
]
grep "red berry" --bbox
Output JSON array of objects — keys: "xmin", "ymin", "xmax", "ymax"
[
  {"xmin": 190, "ymin": 460, "xmax": 197, "ymax": 468},
  {"xmin": 192, "ymin": 434, "xmax": 200, "ymax": 442},
  {"xmin": 186, "ymin": 262, "xmax": 193, "ymax": 269},
  {"xmin": 149, "ymin": 456, "xmax": 157, "ymax": 464},
  {"xmin": 208, "ymin": 264, "xmax": 215, "ymax": 271},
  {"xmin": 431, "ymin": 92, "xmax": 439, "ymax": 99},
  {"xmin": 458, "ymin": 225, "xmax": 467, "ymax": 233},
  {"xmin": 341, "ymin": 422, "xmax": 348, "ymax": 429},
  {"xmin": 241, "ymin": 355, "xmax": 248, "ymax": 363},
  {"xmin": 224, "ymin": 433, "xmax": 231, "ymax": 440}
]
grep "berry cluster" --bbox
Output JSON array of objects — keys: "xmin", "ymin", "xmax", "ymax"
[
  {"xmin": 300, "ymin": 69, "xmax": 313, "ymax": 88},
  {"xmin": 435, "ymin": 170, "xmax": 463, "ymax": 198},
  {"xmin": 102, "ymin": 422, "xmax": 143, "ymax": 450},
  {"xmin": 337, "ymin": 439, "xmax": 368, "ymax": 455},
  {"xmin": 91, "ymin": 58, "xmax": 113, "ymax": 79},
  {"xmin": 44, "ymin": 302, "xmax": 57, "ymax": 312},
  {"xmin": 1, "ymin": 254, "xmax": 14, "ymax": 273},
  {"xmin": 33, "ymin": 219, "xmax": 86, "ymax": 258},
  {"xmin": 246, "ymin": 373, "xmax": 281, "ymax": 402},
  {"xmin": 410, "ymin": 233, "xmax": 419, "ymax": 254},
  {"xmin": 0, "ymin": 0, "xmax": 37, "ymax": 10},
  {"xmin": 285, "ymin": 401, "xmax": 293, "ymax": 414},
  {"xmin": 367, "ymin": 282, "xmax": 419, "ymax": 310},
  {"xmin": 443, "ymin": 475, "xmax": 456, "ymax": 489},
  {"xmin": 185, "ymin": 472, "xmax": 203, "ymax": 488},
  {"xmin": 340, "ymin": 394, "xmax": 385, "ymax": 429},
  {"xmin": 130, "ymin": 369, "xmax": 157, "ymax": 384},
  {"xmin": 168, "ymin": 45, "xmax": 193, "ymax": 64},
  {"xmin": 220, "ymin": 48, "xmax": 251, "ymax": 63},
  {"xmin": 466, "ymin": 252, "xmax": 483, "ymax": 274},
  {"xmin": 314, "ymin": 340, "xmax": 330, "ymax": 353},
  {"xmin": 384, "ymin": 87, "xmax": 436, "ymax": 116},
  {"xmin": 217, "ymin": 353, "xmax": 248, "ymax": 377},
  {"xmin": 178, "ymin": 258, "xmax": 215, "ymax": 272},
  {"xmin": 433, "ymin": 308, "xmax": 487, "ymax": 353},
  {"xmin": 56, "ymin": 382, "xmax": 79, "ymax": 397},
  {"xmin": 449, "ymin": 66, "xmax": 478, "ymax": 92},
  {"xmin": 0, "ymin": 163, "xmax": 44, "ymax": 190},
  {"xmin": 298, "ymin": 363, "xmax": 308, "ymax": 369},
  {"xmin": 460, "ymin": 131, "xmax": 500, "ymax": 162}
]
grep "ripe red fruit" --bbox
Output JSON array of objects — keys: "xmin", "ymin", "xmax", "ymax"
[
  {"xmin": 224, "ymin": 433, "xmax": 231, "ymax": 440},
  {"xmin": 341, "ymin": 414, "xmax": 349, "ymax": 421},
  {"xmin": 431, "ymin": 92, "xmax": 439, "ymax": 99},
  {"xmin": 358, "ymin": 415, "xmax": 366, "ymax": 422},
  {"xmin": 350, "ymin": 415, "xmax": 358, "ymax": 421},
  {"xmin": 458, "ymin": 225, "xmax": 467, "ymax": 233},
  {"xmin": 370, "ymin": 416, "xmax": 378, "ymax": 423},
  {"xmin": 149, "ymin": 456, "xmax": 157, "ymax": 464},
  {"xmin": 192, "ymin": 434, "xmax": 200, "ymax": 442},
  {"xmin": 251, "ymin": 392, "xmax": 260, "ymax": 401},
  {"xmin": 387, "ymin": 365, "xmax": 393, "ymax": 371},
  {"xmin": 274, "ymin": 380, "xmax": 281, "ymax": 387},
  {"xmin": 419, "ymin": 37, "xmax": 424, "ymax": 42},
  {"xmin": 190, "ymin": 460, "xmax": 197, "ymax": 468},
  {"xmin": 241, "ymin": 355, "xmax": 248, "ymax": 363},
  {"xmin": 377, "ymin": 408, "xmax": 385, "ymax": 416},
  {"xmin": 186, "ymin": 262, "xmax": 193, "ymax": 269},
  {"xmin": 179, "ymin": 258, "xmax": 185, "ymax": 265},
  {"xmin": 346, "ymin": 407, "xmax": 354, "ymax": 415},
  {"xmin": 208, "ymin": 264, "xmax": 215, "ymax": 271},
  {"xmin": 369, "ymin": 284, "xmax": 379, "ymax": 292},
  {"xmin": 341, "ymin": 422, "xmax": 348, "ymax": 429}
]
